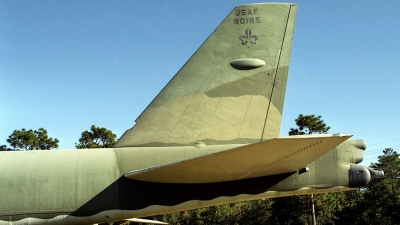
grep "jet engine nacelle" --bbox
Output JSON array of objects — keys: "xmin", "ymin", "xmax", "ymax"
[
  {"xmin": 349, "ymin": 165, "xmax": 384, "ymax": 188},
  {"xmin": 262, "ymin": 140, "xmax": 383, "ymax": 197}
]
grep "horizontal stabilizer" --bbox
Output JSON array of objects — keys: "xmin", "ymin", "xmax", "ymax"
[{"xmin": 125, "ymin": 134, "xmax": 351, "ymax": 183}]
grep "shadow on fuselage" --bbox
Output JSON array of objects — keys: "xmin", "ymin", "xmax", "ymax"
[{"xmin": 71, "ymin": 172, "xmax": 294, "ymax": 217}]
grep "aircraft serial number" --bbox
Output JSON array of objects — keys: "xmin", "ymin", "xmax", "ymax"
[{"xmin": 234, "ymin": 17, "xmax": 261, "ymax": 24}]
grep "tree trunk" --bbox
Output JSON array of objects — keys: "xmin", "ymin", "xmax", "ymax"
[{"xmin": 311, "ymin": 194, "xmax": 316, "ymax": 225}]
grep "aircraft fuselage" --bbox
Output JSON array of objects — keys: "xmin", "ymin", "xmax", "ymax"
[{"xmin": 0, "ymin": 140, "xmax": 382, "ymax": 225}]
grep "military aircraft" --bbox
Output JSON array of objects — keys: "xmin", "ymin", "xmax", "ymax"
[{"xmin": 0, "ymin": 3, "xmax": 383, "ymax": 225}]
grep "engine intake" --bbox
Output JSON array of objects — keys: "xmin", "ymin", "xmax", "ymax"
[{"xmin": 349, "ymin": 165, "xmax": 384, "ymax": 188}]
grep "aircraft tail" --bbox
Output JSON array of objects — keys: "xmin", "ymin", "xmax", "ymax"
[{"xmin": 115, "ymin": 3, "xmax": 297, "ymax": 147}]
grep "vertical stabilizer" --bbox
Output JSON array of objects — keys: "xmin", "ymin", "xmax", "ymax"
[{"xmin": 115, "ymin": 3, "xmax": 297, "ymax": 147}]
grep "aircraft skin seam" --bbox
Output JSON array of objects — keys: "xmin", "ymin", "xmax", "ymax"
[
  {"xmin": 165, "ymin": 73, "xmax": 206, "ymax": 144},
  {"xmin": 260, "ymin": 5, "xmax": 293, "ymax": 141},
  {"xmin": 165, "ymin": 94, "xmax": 196, "ymax": 144},
  {"xmin": 237, "ymin": 87, "xmax": 258, "ymax": 140},
  {"xmin": 197, "ymin": 65, "xmax": 222, "ymax": 139},
  {"xmin": 181, "ymin": 65, "xmax": 222, "ymax": 142}
]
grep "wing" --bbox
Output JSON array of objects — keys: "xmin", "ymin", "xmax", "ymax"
[{"xmin": 125, "ymin": 134, "xmax": 351, "ymax": 183}]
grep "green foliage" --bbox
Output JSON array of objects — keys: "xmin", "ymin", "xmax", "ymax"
[
  {"xmin": 6, "ymin": 128, "xmax": 59, "ymax": 150},
  {"xmin": 194, "ymin": 205, "xmax": 234, "ymax": 224},
  {"xmin": 75, "ymin": 125, "xmax": 117, "ymax": 149},
  {"xmin": 360, "ymin": 148, "xmax": 400, "ymax": 224},
  {"xmin": 268, "ymin": 193, "xmax": 347, "ymax": 225},
  {"xmin": 333, "ymin": 190, "xmax": 365, "ymax": 225},
  {"xmin": 269, "ymin": 195, "xmax": 313, "ymax": 225},
  {"xmin": 314, "ymin": 192, "xmax": 346, "ymax": 224},
  {"xmin": 147, "ymin": 200, "xmax": 273, "ymax": 225},
  {"xmin": 289, "ymin": 114, "xmax": 330, "ymax": 135},
  {"xmin": 0, "ymin": 145, "xmax": 13, "ymax": 151},
  {"xmin": 236, "ymin": 200, "xmax": 273, "ymax": 224}
]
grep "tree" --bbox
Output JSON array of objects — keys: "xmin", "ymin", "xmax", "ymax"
[
  {"xmin": 375, "ymin": 148, "xmax": 400, "ymax": 207},
  {"xmin": 6, "ymin": 128, "xmax": 59, "ymax": 150},
  {"xmin": 148, "ymin": 200, "xmax": 274, "ymax": 225},
  {"xmin": 269, "ymin": 195, "xmax": 312, "ymax": 225},
  {"xmin": 357, "ymin": 148, "xmax": 400, "ymax": 224},
  {"xmin": 333, "ymin": 190, "xmax": 365, "ymax": 225},
  {"xmin": 75, "ymin": 125, "xmax": 117, "ymax": 149},
  {"xmin": 0, "ymin": 145, "xmax": 13, "ymax": 151},
  {"xmin": 289, "ymin": 114, "xmax": 330, "ymax": 135}
]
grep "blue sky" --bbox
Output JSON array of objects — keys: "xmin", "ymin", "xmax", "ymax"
[{"xmin": 1, "ymin": 1, "xmax": 399, "ymax": 166}]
